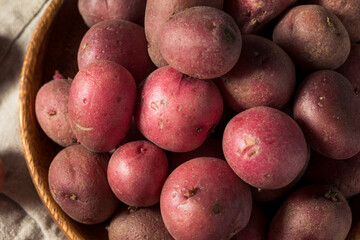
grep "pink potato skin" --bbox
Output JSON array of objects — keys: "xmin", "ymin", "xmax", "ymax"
[
  {"xmin": 337, "ymin": 44, "xmax": 360, "ymax": 94},
  {"xmin": 224, "ymin": 0, "xmax": 297, "ymax": 34},
  {"xmin": 107, "ymin": 140, "xmax": 169, "ymax": 207},
  {"xmin": 293, "ymin": 70, "xmax": 360, "ymax": 160},
  {"xmin": 135, "ymin": 66, "xmax": 223, "ymax": 152},
  {"xmin": 303, "ymin": 150, "xmax": 360, "ymax": 199},
  {"xmin": 222, "ymin": 106, "xmax": 308, "ymax": 190},
  {"xmin": 78, "ymin": 0, "xmax": 147, "ymax": 27},
  {"xmin": 160, "ymin": 157, "xmax": 252, "ymax": 240},
  {"xmin": 216, "ymin": 34, "xmax": 296, "ymax": 112},
  {"xmin": 48, "ymin": 144, "xmax": 120, "ymax": 225},
  {"xmin": 35, "ymin": 78, "xmax": 76, "ymax": 147},
  {"xmin": 272, "ymin": 4, "xmax": 351, "ymax": 71},
  {"xmin": 268, "ymin": 184, "xmax": 352, "ymax": 240},
  {"xmin": 144, "ymin": 0, "xmax": 224, "ymax": 67},
  {"xmin": 231, "ymin": 203, "xmax": 267, "ymax": 240},
  {"xmin": 68, "ymin": 61, "xmax": 137, "ymax": 153},
  {"xmin": 158, "ymin": 6, "xmax": 242, "ymax": 79},
  {"xmin": 77, "ymin": 19, "xmax": 155, "ymax": 84}
]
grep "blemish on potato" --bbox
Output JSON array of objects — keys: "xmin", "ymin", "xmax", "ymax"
[
  {"xmin": 82, "ymin": 42, "xmax": 88, "ymax": 51},
  {"xmin": 48, "ymin": 110, "xmax": 56, "ymax": 116},
  {"xmin": 158, "ymin": 121, "xmax": 164, "ymax": 130},
  {"xmin": 177, "ymin": 105, "xmax": 182, "ymax": 112},
  {"xmin": 250, "ymin": 18, "xmax": 259, "ymax": 26},
  {"xmin": 223, "ymin": 27, "xmax": 235, "ymax": 42},
  {"xmin": 70, "ymin": 194, "xmax": 78, "ymax": 201},
  {"xmin": 184, "ymin": 186, "xmax": 198, "ymax": 199},
  {"xmin": 151, "ymin": 102, "xmax": 159, "ymax": 110},
  {"xmin": 83, "ymin": 98, "xmax": 87, "ymax": 104},
  {"xmin": 160, "ymin": 99, "xmax": 166, "ymax": 105},
  {"xmin": 323, "ymin": 190, "xmax": 340, "ymax": 202},
  {"xmin": 196, "ymin": 127, "xmax": 202, "ymax": 133},
  {"xmin": 211, "ymin": 202, "xmax": 222, "ymax": 215}
]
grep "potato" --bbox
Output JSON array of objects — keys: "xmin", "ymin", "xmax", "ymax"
[
  {"xmin": 304, "ymin": 0, "xmax": 360, "ymax": 42},
  {"xmin": 224, "ymin": 0, "xmax": 297, "ymax": 34},
  {"xmin": 68, "ymin": 60, "xmax": 137, "ymax": 153},
  {"xmin": 167, "ymin": 136, "xmax": 225, "ymax": 172},
  {"xmin": 272, "ymin": 4, "xmax": 351, "ymax": 71},
  {"xmin": 223, "ymin": 106, "xmax": 308, "ymax": 190},
  {"xmin": 135, "ymin": 66, "xmax": 223, "ymax": 152},
  {"xmin": 107, "ymin": 140, "xmax": 169, "ymax": 207},
  {"xmin": 303, "ymin": 150, "xmax": 360, "ymax": 198},
  {"xmin": 158, "ymin": 6, "xmax": 242, "ymax": 79},
  {"xmin": 268, "ymin": 184, "xmax": 352, "ymax": 240},
  {"xmin": 293, "ymin": 70, "xmax": 360, "ymax": 159},
  {"xmin": 216, "ymin": 34, "xmax": 296, "ymax": 112},
  {"xmin": 35, "ymin": 77, "xmax": 76, "ymax": 147},
  {"xmin": 231, "ymin": 203, "xmax": 267, "ymax": 240},
  {"xmin": 77, "ymin": 19, "xmax": 155, "ymax": 84},
  {"xmin": 107, "ymin": 205, "xmax": 173, "ymax": 240},
  {"xmin": 144, "ymin": 0, "xmax": 224, "ymax": 67},
  {"xmin": 48, "ymin": 144, "xmax": 120, "ymax": 224},
  {"xmin": 78, "ymin": 0, "xmax": 146, "ymax": 27},
  {"xmin": 337, "ymin": 44, "xmax": 360, "ymax": 94},
  {"xmin": 160, "ymin": 157, "xmax": 252, "ymax": 240}
]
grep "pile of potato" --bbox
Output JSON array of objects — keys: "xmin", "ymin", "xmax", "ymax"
[{"xmin": 34, "ymin": 0, "xmax": 360, "ymax": 239}]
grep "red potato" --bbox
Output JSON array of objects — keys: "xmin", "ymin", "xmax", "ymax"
[
  {"xmin": 222, "ymin": 106, "xmax": 308, "ymax": 190},
  {"xmin": 107, "ymin": 205, "xmax": 173, "ymax": 240},
  {"xmin": 107, "ymin": 140, "xmax": 169, "ymax": 207},
  {"xmin": 78, "ymin": 0, "xmax": 147, "ymax": 27},
  {"xmin": 158, "ymin": 6, "xmax": 242, "ymax": 79},
  {"xmin": 135, "ymin": 66, "xmax": 223, "ymax": 152},
  {"xmin": 268, "ymin": 184, "xmax": 352, "ymax": 240},
  {"xmin": 160, "ymin": 157, "xmax": 252, "ymax": 240},
  {"xmin": 337, "ymin": 44, "xmax": 360, "ymax": 94},
  {"xmin": 48, "ymin": 144, "xmax": 120, "ymax": 224},
  {"xmin": 68, "ymin": 60, "xmax": 137, "ymax": 153},
  {"xmin": 224, "ymin": 0, "xmax": 297, "ymax": 34},
  {"xmin": 272, "ymin": 4, "xmax": 351, "ymax": 71},
  {"xmin": 144, "ymin": 0, "xmax": 224, "ymax": 67},
  {"xmin": 231, "ymin": 203, "xmax": 267, "ymax": 240},
  {"xmin": 293, "ymin": 70, "xmax": 360, "ymax": 160},
  {"xmin": 77, "ymin": 19, "xmax": 155, "ymax": 84},
  {"xmin": 216, "ymin": 34, "xmax": 296, "ymax": 112},
  {"xmin": 35, "ymin": 77, "xmax": 76, "ymax": 147}
]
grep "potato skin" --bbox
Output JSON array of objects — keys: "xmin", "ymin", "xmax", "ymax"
[
  {"xmin": 135, "ymin": 66, "xmax": 223, "ymax": 152},
  {"xmin": 293, "ymin": 70, "xmax": 360, "ymax": 159},
  {"xmin": 272, "ymin": 4, "xmax": 350, "ymax": 71},
  {"xmin": 78, "ymin": 0, "xmax": 146, "ymax": 27},
  {"xmin": 68, "ymin": 61, "xmax": 137, "ymax": 153},
  {"xmin": 35, "ymin": 78, "xmax": 76, "ymax": 147},
  {"xmin": 77, "ymin": 19, "xmax": 155, "ymax": 84},
  {"xmin": 224, "ymin": 0, "xmax": 297, "ymax": 34},
  {"xmin": 160, "ymin": 157, "xmax": 252, "ymax": 240},
  {"xmin": 48, "ymin": 144, "xmax": 120, "ymax": 225},
  {"xmin": 268, "ymin": 184, "xmax": 352, "ymax": 240},
  {"xmin": 144, "ymin": 0, "xmax": 224, "ymax": 67},
  {"xmin": 305, "ymin": 0, "xmax": 360, "ymax": 42},
  {"xmin": 107, "ymin": 205, "xmax": 173, "ymax": 240},
  {"xmin": 216, "ymin": 34, "xmax": 296, "ymax": 112},
  {"xmin": 222, "ymin": 106, "xmax": 308, "ymax": 190},
  {"xmin": 107, "ymin": 140, "xmax": 169, "ymax": 207},
  {"xmin": 158, "ymin": 6, "xmax": 242, "ymax": 79},
  {"xmin": 337, "ymin": 44, "xmax": 360, "ymax": 94}
]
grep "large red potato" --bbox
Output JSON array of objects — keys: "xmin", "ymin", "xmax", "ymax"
[
  {"xmin": 135, "ymin": 66, "xmax": 223, "ymax": 152},
  {"xmin": 217, "ymin": 34, "xmax": 296, "ymax": 112},
  {"xmin": 293, "ymin": 70, "xmax": 360, "ymax": 159},
  {"xmin": 78, "ymin": 0, "xmax": 147, "ymax": 27},
  {"xmin": 48, "ymin": 145, "xmax": 120, "ymax": 224},
  {"xmin": 35, "ymin": 77, "xmax": 76, "ymax": 147},
  {"xmin": 68, "ymin": 60, "xmax": 137, "ymax": 153},
  {"xmin": 272, "ymin": 4, "xmax": 351, "ymax": 71},
  {"xmin": 268, "ymin": 184, "xmax": 352, "ymax": 240},
  {"xmin": 222, "ymin": 106, "xmax": 308, "ymax": 190},
  {"xmin": 224, "ymin": 0, "xmax": 297, "ymax": 34},
  {"xmin": 144, "ymin": 0, "xmax": 224, "ymax": 67},
  {"xmin": 158, "ymin": 6, "xmax": 242, "ymax": 79},
  {"xmin": 77, "ymin": 19, "xmax": 155, "ymax": 84},
  {"xmin": 160, "ymin": 157, "xmax": 252, "ymax": 240},
  {"xmin": 107, "ymin": 140, "xmax": 169, "ymax": 207}
]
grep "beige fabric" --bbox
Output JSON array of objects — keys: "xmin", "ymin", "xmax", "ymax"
[{"xmin": 0, "ymin": 0, "xmax": 66, "ymax": 239}]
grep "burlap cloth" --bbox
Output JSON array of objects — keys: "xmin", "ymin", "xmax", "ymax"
[{"xmin": 0, "ymin": 0, "xmax": 67, "ymax": 239}]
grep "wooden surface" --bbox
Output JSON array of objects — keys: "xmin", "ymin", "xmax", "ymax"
[
  {"xmin": 19, "ymin": 0, "xmax": 108, "ymax": 239},
  {"xmin": 18, "ymin": 0, "xmax": 360, "ymax": 239}
]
